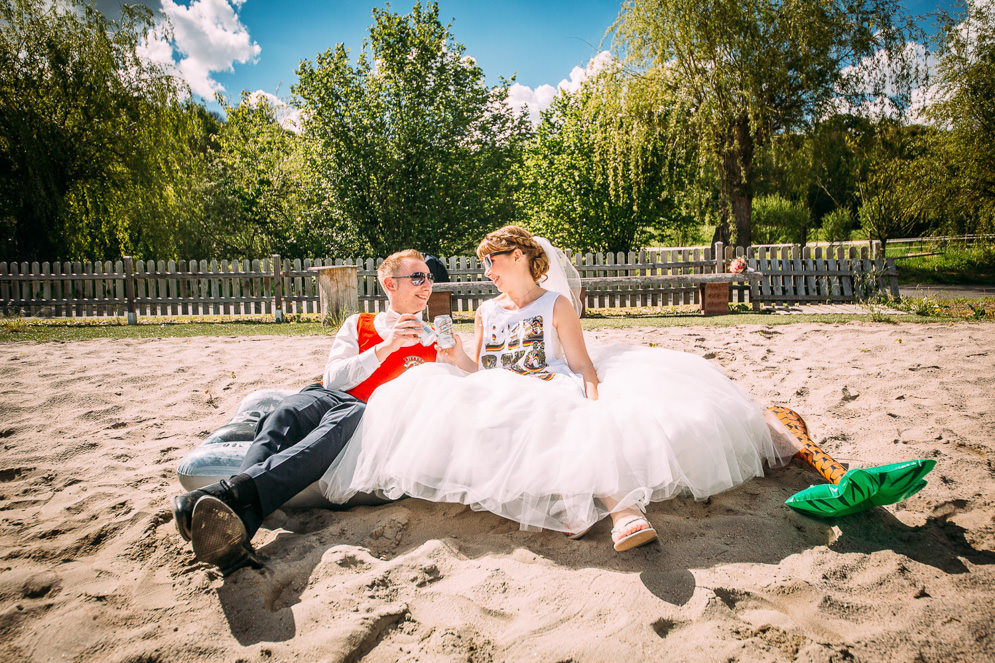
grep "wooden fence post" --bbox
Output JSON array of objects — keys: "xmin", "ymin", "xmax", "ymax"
[
  {"xmin": 714, "ymin": 241, "xmax": 724, "ymax": 273},
  {"xmin": 123, "ymin": 256, "xmax": 137, "ymax": 325},
  {"xmin": 272, "ymin": 254, "xmax": 283, "ymax": 322},
  {"xmin": 310, "ymin": 264, "xmax": 359, "ymax": 321}
]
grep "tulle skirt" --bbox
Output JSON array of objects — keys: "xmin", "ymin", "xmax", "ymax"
[{"xmin": 319, "ymin": 344, "xmax": 794, "ymax": 532}]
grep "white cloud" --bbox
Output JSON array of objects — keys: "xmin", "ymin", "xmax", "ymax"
[
  {"xmin": 556, "ymin": 50, "xmax": 614, "ymax": 95},
  {"xmin": 506, "ymin": 50, "xmax": 614, "ymax": 125},
  {"xmin": 244, "ymin": 89, "xmax": 303, "ymax": 133},
  {"xmin": 833, "ymin": 40, "xmax": 936, "ymax": 122},
  {"xmin": 949, "ymin": 0, "xmax": 995, "ymax": 60},
  {"xmin": 507, "ymin": 82, "xmax": 557, "ymax": 126},
  {"xmin": 831, "ymin": 1, "xmax": 995, "ymax": 124},
  {"xmin": 137, "ymin": 0, "xmax": 260, "ymax": 100}
]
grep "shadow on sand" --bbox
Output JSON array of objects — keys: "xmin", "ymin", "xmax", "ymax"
[{"xmin": 212, "ymin": 466, "xmax": 993, "ymax": 644}]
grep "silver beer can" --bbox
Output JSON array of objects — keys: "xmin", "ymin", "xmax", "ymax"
[
  {"xmin": 419, "ymin": 319, "xmax": 437, "ymax": 346},
  {"xmin": 433, "ymin": 315, "xmax": 455, "ymax": 348}
]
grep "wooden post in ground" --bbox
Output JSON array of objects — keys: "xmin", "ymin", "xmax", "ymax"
[
  {"xmin": 272, "ymin": 254, "xmax": 283, "ymax": 322},
  {"xmin": 427, "ymin": 291, "xmax": 452, "ymax": 320},
  {"xmin": 123, "ymin": 256, "xmax": 137, "ymax": 325},
  {"xmin": 700, "ymin": 282, "xmax": 730, "ymax": 315},
  {"xmin": 310, "ymin": 265, "xmax": 359, "ymax": 322}
]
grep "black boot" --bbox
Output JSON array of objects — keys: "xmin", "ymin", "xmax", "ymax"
[
  {"xmin": 172, "ymin": 476, "xmax": 263, "ymax": 574},
  {"xmin": 172, "ymin": 477, "xmax": 254, "ymax": 541},
  {"xmin": 190, "ymin": 496, "xmax": 262, "ymax": 575}
]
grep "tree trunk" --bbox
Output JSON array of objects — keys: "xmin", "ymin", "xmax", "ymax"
[
  {"xmin": 730, "ymin": 191, "xmax": 752, "ymax": 249},
  {"xmin": 719, "ymin": 117, "xmax": 754, "ymax": 249},
  {"xmin": 711, "ymin": 216, "xmax": 730, "ymax": 247}
]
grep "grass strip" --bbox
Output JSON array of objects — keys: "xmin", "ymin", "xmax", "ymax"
[{"xmin": 3, "ymin": 300, "xmax": 992, "ymax": 343}]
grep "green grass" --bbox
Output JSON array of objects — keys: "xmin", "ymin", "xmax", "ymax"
[
  {"xmin": 0, "ymin": 316, "xmax": 335, "ymax": 342},
  {"xmin": 892, "ymin": 243, "xmax": 995, "ymax": 285},
  {"xmin": 3, "ymin": 299, "xmax": 992, "ymax": 343}
]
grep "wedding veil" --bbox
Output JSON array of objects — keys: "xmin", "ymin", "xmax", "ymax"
[{"xmin": 534, "ymin": 237, "xmax": 584, "ymax": 317}]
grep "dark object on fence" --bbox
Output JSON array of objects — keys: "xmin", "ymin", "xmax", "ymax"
[{"xmin": 424, "ymin": 254, "xmax": 450, "ymax": 283}]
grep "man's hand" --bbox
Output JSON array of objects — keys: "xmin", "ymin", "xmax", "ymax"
[{"xmin": 375, "ymin": 314, "xmax": 424, "ymax": 361}]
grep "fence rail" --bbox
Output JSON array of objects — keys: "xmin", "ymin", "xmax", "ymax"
[{"xmin": 1, "ymin": 242, "xmax": 898, "ymax": 320}]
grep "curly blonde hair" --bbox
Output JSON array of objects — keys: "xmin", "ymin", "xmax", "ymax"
[{"xmin": 476, "ymin": 225, "xmax": 549, "ymax": 283}]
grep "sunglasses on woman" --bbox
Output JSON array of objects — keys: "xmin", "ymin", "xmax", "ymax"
[
  {"xmin": 393, "ymin": 272, "xmax": 435, "ymax": 286},
  {"xmin": 483, "ymin": 250, "xmax": 514, "ymax": 269}
]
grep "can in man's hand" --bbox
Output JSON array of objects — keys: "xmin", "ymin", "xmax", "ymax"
[{"xmin": 419, "ymin": 320, "xmax": 437, "ymax": 346}]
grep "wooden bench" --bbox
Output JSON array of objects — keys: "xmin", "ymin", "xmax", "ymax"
[{"xmin": 427, "ymin": 272, "xmax": 762, "ymax": 318}]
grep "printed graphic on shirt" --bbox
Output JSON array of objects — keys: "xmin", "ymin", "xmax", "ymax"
[
  {"xmin": 403, "ymin": 356, "xmax": 427, "ymax": 371},
  {"xmin": 480, "ymin": 314, "xmax": 554, "ymax": 381}
]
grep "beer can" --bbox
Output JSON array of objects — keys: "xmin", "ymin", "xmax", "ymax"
[
  {"xmin": 433, "ymin": 315, "xmax": 455, "ymax": 348},
  {"xmin": 419, "ymin": 320, "xmax": 437, "ymax": 346}
]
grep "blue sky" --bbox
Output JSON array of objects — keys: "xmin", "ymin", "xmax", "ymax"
[{"xmin": 96, "ymin": 0, "xmax": 964, "ymax": 119}]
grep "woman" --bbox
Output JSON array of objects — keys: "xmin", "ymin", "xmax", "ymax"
[{"xmin": 321, "ymin": 226, "xmax": 795, "ymax": 551}]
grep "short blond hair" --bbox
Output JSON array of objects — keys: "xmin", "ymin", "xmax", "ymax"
[
  {"xmin": 476, "ymin": 225, "xmax": 549, "ymax": 283},
  {"xmin": 377, "ymin": 249, "xmax": 426, "ymax": 289}
]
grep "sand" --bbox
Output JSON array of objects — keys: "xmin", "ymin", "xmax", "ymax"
[{"xmin": 1, "ymin": 322, "xmax": 993, "ymax": 662}]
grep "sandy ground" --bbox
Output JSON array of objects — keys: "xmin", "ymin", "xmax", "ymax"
[{"xmin": 1, "ymin": 322, "xmax": 994, "ymax": 662}]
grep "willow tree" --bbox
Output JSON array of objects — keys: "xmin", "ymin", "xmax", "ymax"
[
  {"xmin": 610, "ymin": 0, "xmax": 918, "ymax": 248},
  {"xmin": 518, "ymin": 65, "xmax": 697, "ymax": 252},
  {"xmin": 0, "ymin": 0, "xmax": 206, "ymax": 260}
]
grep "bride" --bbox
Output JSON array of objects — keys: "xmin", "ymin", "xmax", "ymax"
[{"xmin": 321, "ymin": 225, "xmax": 795, "ymax": 551}]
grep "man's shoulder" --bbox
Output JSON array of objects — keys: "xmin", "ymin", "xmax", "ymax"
[{"xmin": 335, "ymin": 312, "xmax": 366, "ymax": 334}]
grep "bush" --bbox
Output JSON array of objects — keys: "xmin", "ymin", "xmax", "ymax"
[
  {"xmin": 751, "ymin": 195, "xmax": 810, "ymax": 245},
  {"xmin": 821, "ymin": 208, "xmax": 853, "ymax": 244}
]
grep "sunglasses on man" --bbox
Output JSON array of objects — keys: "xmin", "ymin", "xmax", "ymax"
[
  {"xmin": 483, "ymin": 250, "xmax": 514, "ymax": 269},
  {"xmin": 393, "ymin": 272, "xmax": 435, "ymax": 286}
]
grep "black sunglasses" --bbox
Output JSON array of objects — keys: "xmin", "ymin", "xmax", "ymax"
[
  {"xmin": 393, "ymin": 272, "xmax": 435, "ymax": 286},
  {"xmin": 483, "ymin": 250, "xmax": 514, "ymax": 269}
]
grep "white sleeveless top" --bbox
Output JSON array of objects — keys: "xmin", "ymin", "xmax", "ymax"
[{"xmin": 476, "ymin": 290, "xmax": 580, "ymax": 387}]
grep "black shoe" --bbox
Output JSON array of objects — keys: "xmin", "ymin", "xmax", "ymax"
[
  {"xmin": 172, "ymin": 478, "xmax": 251, "ymax": 542},
  {"xmin": 190, "ymin": 496, "xmax": 261, "ymax": 575}
]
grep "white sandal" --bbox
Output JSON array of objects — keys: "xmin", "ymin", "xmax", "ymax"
[{"xmin": 610, "ymin": 516, "xmax": 657, "ymax": 552}]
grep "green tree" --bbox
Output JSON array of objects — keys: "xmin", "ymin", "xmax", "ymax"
[
  {"xmin": 919, "ymin": 2, "xmax": 995, "ymax": 235},
  {"xmin": 517, "ymin": 69, "xmax": 693, "ymax": 253},
  {"xmin": 0, "ymin": 0, "xmax": 198, "ymax": 260},
  {"xmin": 820, "ymin": 207, "xmax": 854, "ymax": 244},
  {"xmin": 854, "ymin": 121, "xmax": 929, "ymax": 247},
  {"xmin": 611, "ymin": 0, "xmax": 919, "ymax": 248},
  {"xmin": 199, "ymin": 94, "xmax": 316, "ymax": 258},
  {"xmin": 751, "ymin": 194, "xmax": 810, "ymax": 245},
  {"xmin": 293, "ymin": 1, "xmax": 530, "ymax": 257}
]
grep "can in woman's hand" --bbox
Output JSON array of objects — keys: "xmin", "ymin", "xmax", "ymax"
[{"xmin": 434, "ymin": 315, "xmax": 455, "ymax": 348}]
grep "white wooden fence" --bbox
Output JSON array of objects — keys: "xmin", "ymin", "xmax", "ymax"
[{"xmin": 1, "ymin": 243, "xmax": 898, "ymax": 319}]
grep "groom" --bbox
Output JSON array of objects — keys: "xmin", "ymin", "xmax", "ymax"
[{"xmin": 172, "ymin": 249, "xmax": 439, "ymax": 574}]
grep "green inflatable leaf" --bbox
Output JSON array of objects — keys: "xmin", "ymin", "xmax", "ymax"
[{"xmin": 785, "ymin": 459, "xmax": 936, "ymax": 518}]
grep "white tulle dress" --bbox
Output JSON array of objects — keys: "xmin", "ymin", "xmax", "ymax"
[{"xmin": 319, "ymin": 288, "xmax": 794, "ymax": 533}]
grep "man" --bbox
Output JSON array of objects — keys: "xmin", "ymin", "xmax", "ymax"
[{"xmin": 172, "ymin": 249, "xmax": 438, "ymax": 574}]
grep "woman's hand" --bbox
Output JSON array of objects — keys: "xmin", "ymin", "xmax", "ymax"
[{"xmin": 436, "ymin": 333, "xmax": 477, "ymax": 372}]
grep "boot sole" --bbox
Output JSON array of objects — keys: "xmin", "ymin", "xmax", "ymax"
[{"xmin": 190, "ymin": 496, "xmax": 250, "ymax": 570}]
